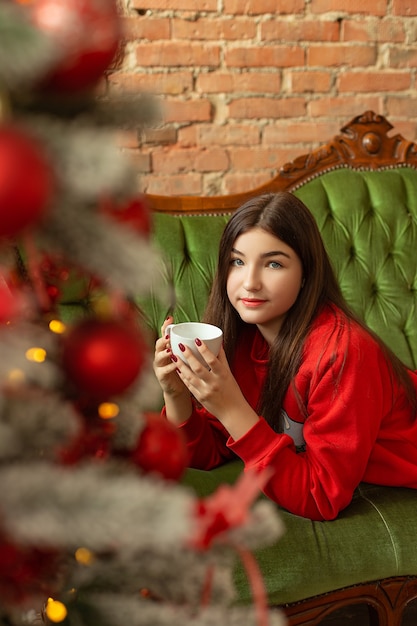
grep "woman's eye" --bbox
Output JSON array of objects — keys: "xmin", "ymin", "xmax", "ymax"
[
  {"xmin": 269, "ymin": 261, "xmax": 282, "ymax": 269},
  {"xmin": 230, "ymin": 258, "xmax": 244, "ymax": 266}
]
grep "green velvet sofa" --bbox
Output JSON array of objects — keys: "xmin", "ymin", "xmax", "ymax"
[{"xmin": 63, "ymin": 111, "xmax": 417, "ymax": 625}]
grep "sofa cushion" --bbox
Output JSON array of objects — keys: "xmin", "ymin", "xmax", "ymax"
[{"xmin": 183, "ymin": 462, "xmax": 417, "ymax": 605}]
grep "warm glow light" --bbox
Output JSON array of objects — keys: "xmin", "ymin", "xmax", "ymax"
[
  {"xmin": 7, "ymin": 369, "xmax": 25, "ymax": 383},
  {"xmin": 45, "ymin": 598, "xmax": 67, "ymax": 623},
  {"xmin": 25, "ymin": 347, "xmax": 47, "ymax": 363},
  {"xmin": 98, "ymin": 402, "xmax": 120, "ymax": 419},
  {"xmin": 49, "ymin": 319, "xmax": 66, "ymax": 334},
  {"xmin": 75, "ymin": 547, "xmax": 95, "ymax": 565}
]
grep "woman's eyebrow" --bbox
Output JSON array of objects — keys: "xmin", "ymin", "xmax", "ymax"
[{"xmin": 231, "ymin": 248, "xmax": 290, "ymax": 259}]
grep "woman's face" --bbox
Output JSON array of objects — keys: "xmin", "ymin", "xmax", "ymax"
[{"xmin": 226, "ymin": 227, "xmax": 303, "ymax": 344}]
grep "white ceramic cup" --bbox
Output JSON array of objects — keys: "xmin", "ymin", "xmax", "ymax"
[{"xmin": 166, "ymin": 322, "xmax": 223, "ymax": 369}]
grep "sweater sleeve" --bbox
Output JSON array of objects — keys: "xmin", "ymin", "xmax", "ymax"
[
  {"xmin": 163, "ymin": 403, "xmax": 237, "ymax": 469},
  {"xmin": 229, "ymin": 324, "xmax": 393, "ymax": 521}
]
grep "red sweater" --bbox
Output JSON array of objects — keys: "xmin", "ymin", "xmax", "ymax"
[{"xmin": 175, "ymin": 305, "xmax": 417, "ymax": 520}]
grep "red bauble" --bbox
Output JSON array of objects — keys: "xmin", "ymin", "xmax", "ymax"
[
  {"xmin": 61, "ymin": 318, "xmax": 148, "ymax": 399},
  {"xmin": 0, "ymin": 125, "xmax": 53, "ymax": 238},
  {"xmin": 21, "ymin": 0, "xmax": 121, "ymax": 92},
  {"xmin": 103, "ymin": 195, "xmax": 152, "ymax": 238},
  {"xmin": 131, "ymin": 413, "xmax": 189, "ymax": 481}
]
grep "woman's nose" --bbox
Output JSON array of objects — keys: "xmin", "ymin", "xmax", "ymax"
[{"xmin": 243, "ymin": 266, "xmax": 261, "ymax": 291}]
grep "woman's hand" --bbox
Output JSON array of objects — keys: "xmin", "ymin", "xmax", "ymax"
[
  {"xmin": 153, "ymin": 318, "xmax": 192, "ymax": 425},
  {"xmin": 174, "ymin": 340, "xmax": 259, "ymax": 440}
]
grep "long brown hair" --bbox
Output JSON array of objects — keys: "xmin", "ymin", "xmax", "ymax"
[{"xmin": 204, "ymin": 192, "xmax": 416, "ymax": 430}]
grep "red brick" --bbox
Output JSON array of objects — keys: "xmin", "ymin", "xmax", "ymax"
[
  {"xmin": 393, "ymin": 0, "xmax": 417, "ymax": 16},
  {"xmin": 263, "ymin": 121, "xmax": 341, "ymax": 145},
  {"xmin": 224, "ymin": 172, "xmax": 278, "ymax": 195},
  {"xmin": 224, "ymin": 0, "xmax": 304, "ymax": 14},
  {"xmin": 230, "ymin": 146, "xmax": 301, "ymax": 170},
  {"xmin": 163, "ymin": 99, "xmax": 212, "ymax": 123},
  {"xmin": 126, "ymin": 151, "xmax": 152, "ymax": 173},
  {"xmin": 115, "ymin": 130, "xmax": 140, "ymax": 149},
  {"xmin": 386, "ymin": 97, "xmax": 417, "ymax": 117},
  {"xmin": 131, "ymin": 0, "xmax": 217, "ymax": 10},
  {"xmin": 135, "ymin": 42, "xmax": 221, "ymax": 67},
  {"xmin": 198, "ymin": 124, "xmax": 260, "ymax": 146},
  {"xmin": 225, "ymin": 46, "xmax": 304, "ymax": 68},
  {"xmin": 342, "ymin": 18, "xmax": 405, "ymax": 43},
  {"xmin": 142, "ymin": 174, "xmax": 203, "ymax": 196},
  {"xmin": 177, "ymin": 125, "xmax": 198, "ymax": 147},
  {"xmin": 286, "ymin": 70, "xmax": 332, "ymax": 93},
  {"xmin": 108, "ymin": 72, "xmax": 193, "ymax": 95},
  {"xmin": 338, "ymin": 71, "xmax": 411, "ymax": 92},
  {"xmin": 195, "ymin": 148, "xmax": 230, "ymax": 172},
  {"xmin": 308, "ymin": 44, "xmax": 377, "ymax": 67},
  {"xmin": 229, "ymin": 97, "xmax": 306, "ymax": 119},
  {"xmin": 196, "ymin": 71, "xmax": 281, "ymax": 94},
  {"xmin": 121, "ymin": 17, "xmax": 170, "ymax": 41},
  {"xmin": 172, "ymin": 17, "xmax": 256, "ymax": 40},
  {"xmin": 309, "ymin": 96, "xmax": 382, "ymax": 117},
  {"xmin": 141, "ymin": 128, "xmax": 178, "ymax": 145},
  {"xmin": 311, "ymin": 0, "xmax": 387, "ymax": 15},
  {"xmin": 261, "ymin": 19, "xmax": 339, "ymax": 42},
  {"xmin": 152, "ymin": 147, "xmax": 199, "ymax": 174},
  {"xmin": 388, "ymin": 47, "xmax": 417, "ymax": 68}
]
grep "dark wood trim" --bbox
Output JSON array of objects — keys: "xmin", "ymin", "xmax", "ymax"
[{"xmin": 145, "ymin": 111, "xmax": 417, "ymax": 215}]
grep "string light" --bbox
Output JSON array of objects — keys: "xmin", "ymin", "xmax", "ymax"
[
  {"xmin": 49, "ymin": 319, "xmax": 66, "ymax": 334},
  {"xmin": 98, "ymin": 402, "xmax": 120, "ymax": 419},
  {"xmin": 75, "ymin": 547, "xmax": 95, "ymax": 565},
  {"xmin": 25, "ymin": 347, "xmax": 47, "ymax": 363},
  {"xmin": 45, "ymin": 598, "xmax": 67, "ymax": 623}
]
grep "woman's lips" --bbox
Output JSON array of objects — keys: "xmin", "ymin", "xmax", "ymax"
[{"xmin": 240, "ymin": 298, "xmax": 267, "ymax": 307}]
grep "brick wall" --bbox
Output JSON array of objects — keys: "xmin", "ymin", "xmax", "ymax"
[{"xmin": 109, "ymin": 0, "xmax": 417, "ymax": 196}]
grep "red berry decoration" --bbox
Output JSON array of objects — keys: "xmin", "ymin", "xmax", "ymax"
[
  {"xmin": 103, "ymin": 195, "xmax": 152, "ymax": 238},
  {"xmin": 131, "ymin": 413, "xmax": 189, "ymax": 481},
  {"xmin": 61, "ymin": 318, "xmax": 147, "ymax": 399},
  {"xmin": 0, "ymin": 125, "xmax": 53, "ymax": 238},
  {"xmin": 20, "ymin": 0, "xmax": 122, "ymax": 93}
]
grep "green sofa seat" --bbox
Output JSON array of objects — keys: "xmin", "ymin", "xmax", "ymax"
[{"xmin": 184, "ymin": 461, "xmax": 417, "ymax": 605}]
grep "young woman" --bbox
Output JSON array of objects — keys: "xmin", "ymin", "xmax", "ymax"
[{"xmin": 153, "ymin": 192, "xmax": 417, "ymax": 521}]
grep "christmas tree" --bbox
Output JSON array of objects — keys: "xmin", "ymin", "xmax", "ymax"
[{"xmin": 0, "ymin": 2, "xmax": 285, "ymax": 626}]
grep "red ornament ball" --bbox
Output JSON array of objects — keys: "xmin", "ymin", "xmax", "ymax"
[
  {"xmin": 61, "ymin": 318, "xmax": 148, "ymax": 399},
  {"xmin": 104, "ymin": 195, "xmax": 152, "ymax": 238},
  {"xmin": 131, "ymin": 413, "xmax": 189, "ymax": 481},
  {"xmin": 0, "ymin": 125, "xmax": 53, "ymax": 238},
  {"xmin": 21, "ymin": 0, "xmax": 122, "ymax": 92}
]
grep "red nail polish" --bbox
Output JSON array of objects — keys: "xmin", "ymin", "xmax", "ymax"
[
  {"xmin": 165, "ymin": 334, "xmax": 170, "ymax": 340},
  {"xmin": 178, "ymin": 343, "xmax": 186, "ymax": 352},
  {"xmin": 166, "ymin": 348, "xmax": 171, "ymax": 353},
  {"xmin": 195, "ymin": 338, "xmax": 202, "ymax": 346},
  {"xmin": 170, "ymin": 354, "xmax": 178, "ymax": 362}
]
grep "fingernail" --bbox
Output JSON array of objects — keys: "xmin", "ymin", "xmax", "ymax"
[
  {"xmin": 166, "ymin": 348, "xmax": 171, "ymax": 354},
  {"xmin": 170, "ymin": 354, "xmax": 178, "ymax": 362},
  {"xmin": 165, "ymin": 334, "xmax": 169, "ymax": 340},
  {"xmin": 178, "ymin": 343, "xmax": 186, "ymax": 352},
  {"xmin": 195, "ymin": 338, "xmax": 202, "ymax": 346}
]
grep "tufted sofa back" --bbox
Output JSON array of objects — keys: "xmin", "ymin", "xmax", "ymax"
[
  {"xmin": 138, "ymin": 163, "xmax": 417, "ymax": 370},
  {"xmin": 295, "ymin": 167, "xmax": 417, "ymax": 369}
]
